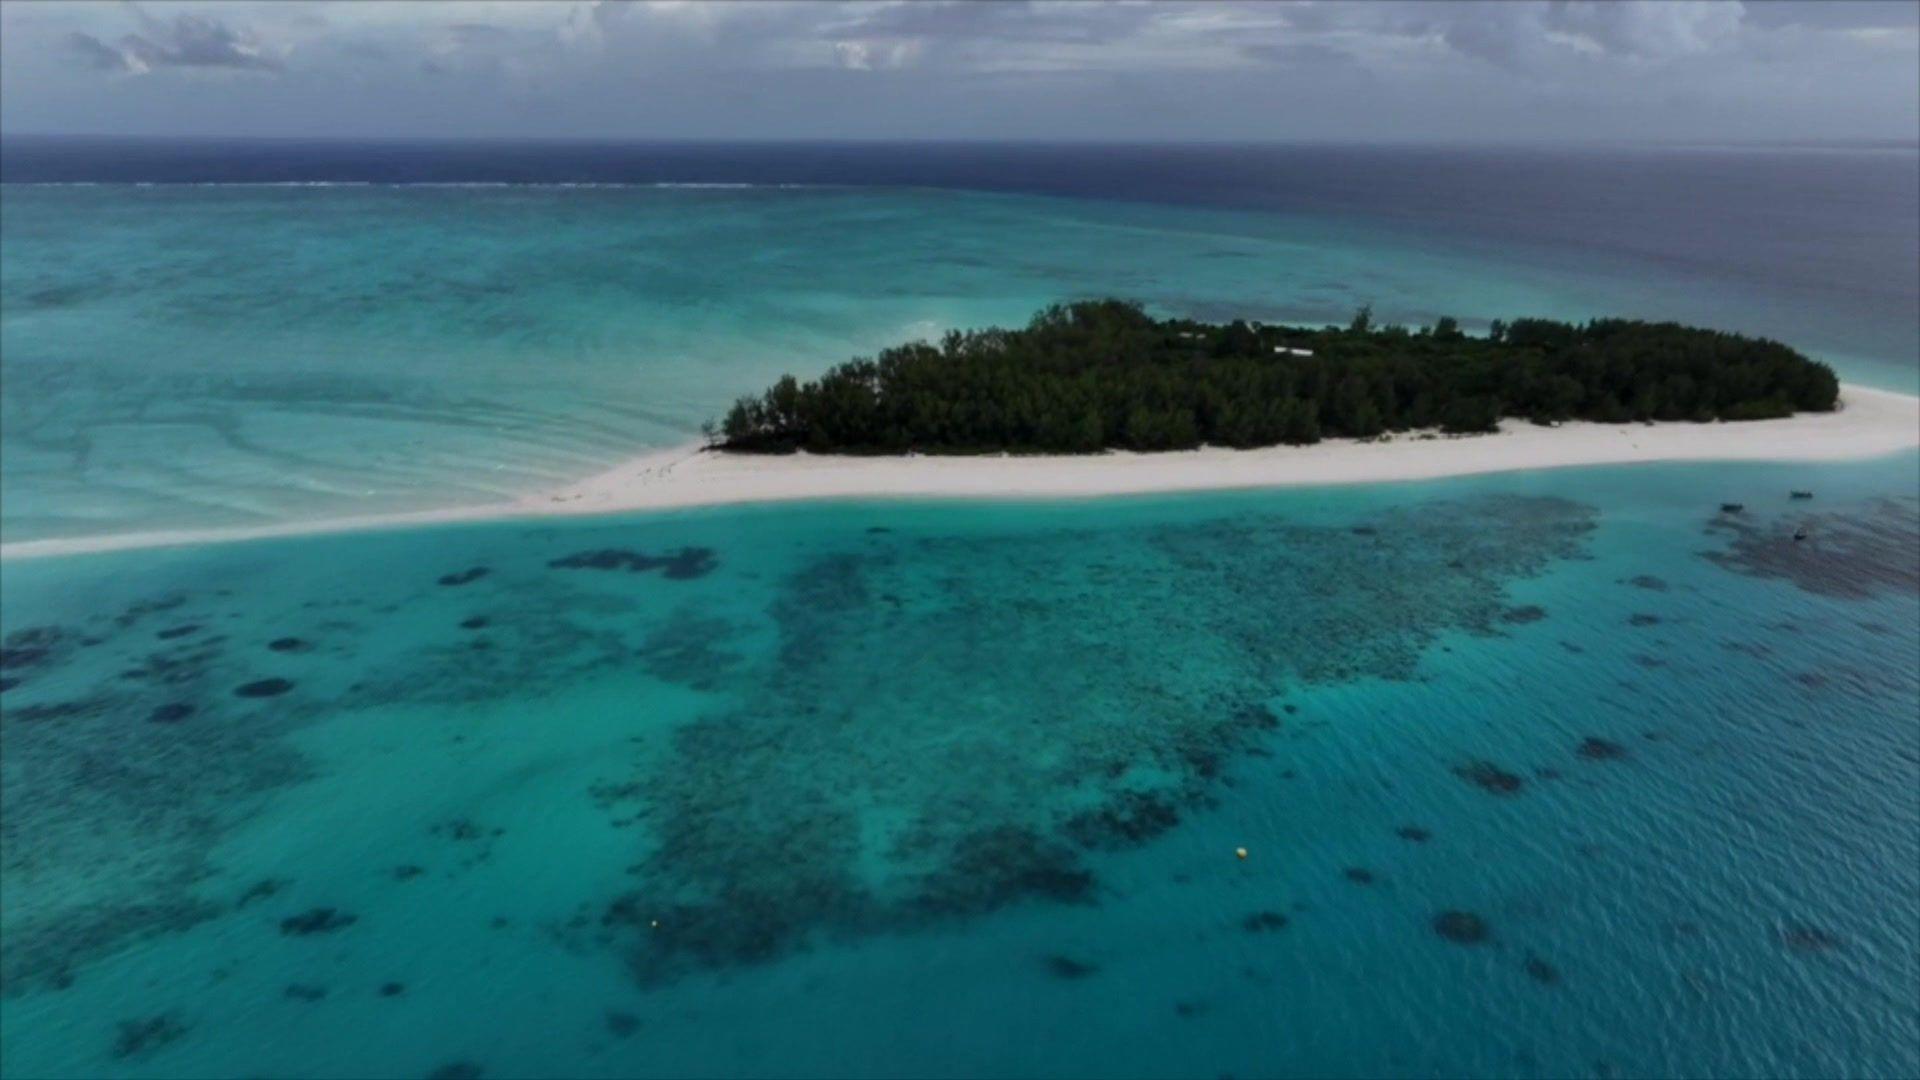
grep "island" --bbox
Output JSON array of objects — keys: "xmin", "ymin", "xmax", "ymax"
[
  {"xmin": 5, "ymin": 302, "xmax": 1912, "ymax": 563},
  {"xmin": 713, "ymin": 300, "xmax": 1841, "ymax": 454}
]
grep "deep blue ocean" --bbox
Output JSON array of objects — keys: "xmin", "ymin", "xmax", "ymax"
[{"xmin": 1, "ymin": 140, "xmax": 1916, "ymax": 1078}]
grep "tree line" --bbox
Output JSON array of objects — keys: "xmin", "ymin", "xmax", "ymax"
[{"xmin": 712, "ymin": 300, "xmax": 1840, "ymax": 455}]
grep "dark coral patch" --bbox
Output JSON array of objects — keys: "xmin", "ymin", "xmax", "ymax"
[
  {"xmin": 1500, "ymin": 605, "xmax": 1547, "ymax": 624},
  {"xmin": 1237, "ymin": 702, "xmax": 1282, "ymax": 730},
  {"xmin": 608, "ymin": 892, "xmax": 814, "ymax": 975},
  {"xmin": 236, "ymin": 878, "xmax": 288, "ymax": 908},
  {"xmin": 437, "ymin": 567, "xmax": 490, "ymax": 587},
  {"xmin": 548, "ymin": 547, "xmax": 718, "ymax": 580},
  {"xmin": 280, "ymin": 908, "xmax": 357, "ymax": 935},
  {"xmin": 931, "ymin": 826, "xmax": 1098, "ymax": 912},
  {"xmin": 1577, "ymin": 737, "xmax": 1629, "ymax": 761},
  {"xmin": 1706, "ymin": 498, "xmax": 1920, "ymax": 600},
  {"xmin": 433, "ymin": 819, "xmax": 491, "ymax": 842},
  {"xmin": 0, "ymin": 677, "xmax": 18, "ymax": 693},
  {"xmin": 1628, "ymin": 613, "xmax": 1662, "ymax": 627},
  {"xmin": 1396, "ymin": 825, "xmax": 1432, "ymax": 842},
  {"xmin": 425, "ymin": 1063, "xmax": 481, "ymax": 1080},
  {"xmin": 392, "ymin": 865, "xmax": 425, "ymax": 881},
  {"xmin": 284, "ymin": 983, "xmax": 328, "ymax": 1002},
  {"xmin": 1, "ymin": 626, "xmax": 67, "ymax": 670},
  {"xmin": 1433, "ymin": 910, "xmax": 1490, "ymax": 944},
  {"xmin": 1242, "ymin": 911, "xmax": 1290, "ymax": 933},
  {"xmin": 1454, "ymin": 760, "xmax": 1524, "ymax": 795},
  {"xmin": 571, "ymin": 494, "xmax": 1599, "ymax": 987},
  {"xmin": 1626, "ymin": 575, "xmax": 1670, "ymax": 591},
  {"xmin": 1042, "ymin": 954, "xmax": 1098, "ymax": 979},
  {"xmin": 1343, "ymin": 867, "xmax": 1376, "ymax": 885},
  {"xmin": 148, "ymin": 702, "xmax": 195, "ymax": 724},
  {"xmin": 380, "ymin": 981, "xmax": 407, "ymax": 997},
  {"xmin": 267, "ymin": 637, "xmax": 312, "ymax": 653},
  {"xmin": 117, "ymin": 642, "xmax": 224, "ymax": 688},
  {"xmin": 631, "ymin": 611, "xmax": 744, "ymax": 689},
  {"xmin": 235, "ymin": 678, "xmax": 295, "ymax": 698},
  {"xmin": 156, "ymin": 624, "xmax": 201, "ymax": 641},
  {"xmin": 605, "ymin": 1011, "xmax": 641, "ymax": 1038},
  {"xmin": 1063, "ymin": 791, "xmax": 1180, "ymax": 850},
  {"xmin": 1524, "ymin": 953, "xmax": 1561, "ymax": 984},
  {"xmin": 459, "ymin": 616, "xmax": 490, "ymax": 630},
  {"xmin": 1780, "ymin": 924, "xmax": 1843, "ymax": 953},
  {"xmin": 114, "ymin": 594, "xmax": 187, "ymax": 629},
  {"xmin": 111, "ymin": 1013, "xmax": 188, "ymax": 1060}
]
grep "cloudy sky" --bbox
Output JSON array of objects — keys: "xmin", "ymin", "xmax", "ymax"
[{"xmin": 2, "ymin": 1, "xmax": 1915, "ymax": 142}]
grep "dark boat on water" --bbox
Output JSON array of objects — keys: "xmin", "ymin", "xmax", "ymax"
[
  {"xmin": 1721, "ymin": 503, "xmax": 1745, "ymax": 513},
  {"xmin": 1790, "ymin": 490, "xmax": 1814, "ymax": 499}
]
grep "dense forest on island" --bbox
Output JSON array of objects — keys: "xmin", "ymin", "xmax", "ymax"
[{"xmin": 713, "ymin": 301, "xmax": 1840, "ymax": 455}]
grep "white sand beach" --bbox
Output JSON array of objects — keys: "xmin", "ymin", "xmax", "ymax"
[{"xmin": 5, "ymin": 383, "xmax": 1915, "ymax": 561}]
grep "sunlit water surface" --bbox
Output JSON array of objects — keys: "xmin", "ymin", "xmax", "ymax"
[
  {"xmin": 3, "ymin": 455, "xmax": 1916, "ymax": 1078},
  {"xmin": 4, "ymin": 150, "xmax": 1916, "ymax": 544},
  {"xmin": 2, "ymin": 145, "xmax": 1917, "ymax": 1078}
]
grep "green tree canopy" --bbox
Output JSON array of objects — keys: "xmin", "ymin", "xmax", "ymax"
[{"xmin": 716, "ymin": 301, "xmax": 1840, "ymax": 455}]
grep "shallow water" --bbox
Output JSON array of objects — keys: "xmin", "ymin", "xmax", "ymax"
[
  {"xmin": 3, "ymin": 453, "xmax": 1916, "ymax": 1078},
  {"xmin": 4, "ymin": 144, "xmax": 1917, "ymax": 1077},
  {"xmin": 5, "ymin": 157, "xmax": 1917, "ymax": 544}
]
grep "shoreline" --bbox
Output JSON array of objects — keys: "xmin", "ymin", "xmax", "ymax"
[{"xmin": 4, "ymin": 383, "xmax": 1915, "ymax": 562}]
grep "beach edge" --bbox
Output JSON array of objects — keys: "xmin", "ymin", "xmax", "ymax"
[{"xmin": 5, "ymin": 383, "xmax": 1915, "ymax": 562}]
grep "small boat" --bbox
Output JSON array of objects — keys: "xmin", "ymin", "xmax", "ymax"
[
  {"xmin": 1720, "ymin": 503, "xmax": 1745, "ymax": 513},
  {"xmin": 1790, "ymin": 490, "xmax": 1814, "ymax": 500}
]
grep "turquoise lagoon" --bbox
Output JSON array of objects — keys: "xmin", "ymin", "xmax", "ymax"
[
  {"xmin": 1, "ymin": 453, "xmax": 1916, "ymax": 1078},
  {"xmin": 3, "ymin": 181, "xmax": 1916, "ymax": 544},
  {"xmin": 3, "ymin": 155, "xmax": 1919, "ymax": 1078}
]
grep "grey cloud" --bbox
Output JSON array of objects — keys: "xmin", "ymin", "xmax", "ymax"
[
  {"xmin": 9, "ymin": 0, "xmax": 1915, "ymax": 142},
  {"xmin": 1383, "ymin": 1, "xmax": 1745, "ymax": 71},
  {"xmin": 64, "ymin": 31, "xmax": 132, "ymax": 71},
  {"xmin": 832, "ymin": 0, "xmax": 1157, "ymax": 45},
  {"xmin": 446, "ymin": 24, "xmax": 510, "ymax": 44},
  {"xmin": 1549, "ymin": 2, "xmax": 1744, "ymax": 60},
  {"xmin": 1238, "ymin": 41, "xmax": 1354, "ymax": 68},
  {"xmin": 1743, "ymin": 1, "xmax": 1920, "ymax": 31},
  {"xmin": 1428, "ymin": 4, "xmax": 1548, "ymax": 67},
  {"xmin": 63, "ymin": 11, "xmax": 281, "ymax": 74}
]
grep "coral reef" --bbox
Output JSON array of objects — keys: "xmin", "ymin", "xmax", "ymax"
[
  {"xmin": 1454, "ymin": 761, "xmax": 1525, "ymax": 795},
  {"xmin": 1432, "ymin": 911, "xmax": 1490, "ymax": 944},
  {"xmin": 547, "ymin": 547, "xmax": 717, "ymax": 580},
  {"xmin": 1705, "ymin": 497, "xmax": 1920, "ymax": 600},
  {"xmin": 587, "ymin": 495, "xmax": 1594, "ymax": 983}
]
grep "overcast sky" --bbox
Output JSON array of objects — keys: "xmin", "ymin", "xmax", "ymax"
[{"xmin": 2, "ymin": 1, "xmax": 1916, "ymax": 142}]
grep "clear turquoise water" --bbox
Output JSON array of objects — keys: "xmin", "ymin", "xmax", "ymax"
[
  {"xmin": 4, "ymin": 183, "xmax": 1915, "ymax": 544},
  {"xmin": 3, "ymin": 453, "xmax": 1916, "ymax": 1078},
  {"xmin": 3, "ymin": 156, "xmax": 1918, "ymax": 1078}
]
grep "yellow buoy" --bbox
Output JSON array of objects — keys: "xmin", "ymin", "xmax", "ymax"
[{"xmin": 1235, "ymin": 847, "xmax": 1248, "ymax": 860}]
